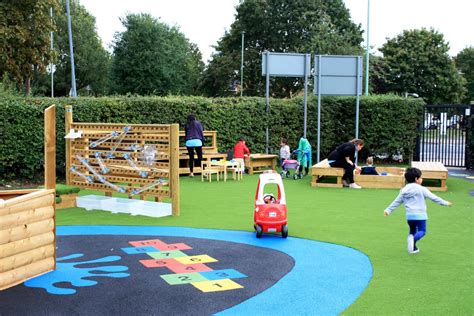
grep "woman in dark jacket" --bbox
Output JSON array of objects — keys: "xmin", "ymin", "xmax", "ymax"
[
  {"xmin": 328, "ymin": 139, "xmax": 364, "ymax": 189},
  {"xmin": 184, "ymin": 114, "xmax": 204, "ymax": 177}
]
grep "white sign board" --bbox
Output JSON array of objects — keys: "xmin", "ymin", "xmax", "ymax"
[{"xmin": 262, "ymin": 52, "xmax": 310, "ymax": 77}]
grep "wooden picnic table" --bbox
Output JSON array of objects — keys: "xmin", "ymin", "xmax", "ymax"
[{"xmin": 244, "ymin": 154, "xmax": 277, "ymax": 175}]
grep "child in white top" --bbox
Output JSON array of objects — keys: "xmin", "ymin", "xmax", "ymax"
[
  {"xmin": 279, "ymin": 138, "xmax": 290, "ymax": 166},
  {"xmin": 384, "ymin": 167, "xmax": 452, "ymax": 254}
]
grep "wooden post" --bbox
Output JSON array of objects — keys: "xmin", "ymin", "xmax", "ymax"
[
  {"xmin": 65, "ymin": 105, "xmax": 73, "ymax": 185},
  {"xmin": 44, "ymin": 105, "xmax": 56, "ymax": 190},
  {"xmin": 170, "ymin": 124, "xmax": 180, "ymax": 216},
  {"xmin": 45, "ymin": 105, "xmax": 57, "ymax": 272}
]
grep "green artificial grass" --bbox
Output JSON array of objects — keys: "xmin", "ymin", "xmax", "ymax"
[{"xmin": 56, "ymin": 174, "xmax": 473, "ymax": 315}]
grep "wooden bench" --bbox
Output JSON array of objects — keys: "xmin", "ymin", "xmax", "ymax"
[
  {"xmin": 311, "ymin": 159, "xmax": 344, "ymax": 188},
  {"xmin": 411, "ymin": 161, "xmax": 448, "ymax": 191},
  {"xmin": 244, "ymin": 154, "xmax": 278, "ymax": 175},
  {"xmin": 178, "ymin": 131, "xmax": 226, "ymax": 175}
]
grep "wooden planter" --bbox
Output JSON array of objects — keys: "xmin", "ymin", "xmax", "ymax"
[
  {"xmin": 0, "ymin": 189, "xmax": 56, "ymax": 291},
  {"xmin": 56, "ymin": 193, "xmax": 78, "ymax": 209}
]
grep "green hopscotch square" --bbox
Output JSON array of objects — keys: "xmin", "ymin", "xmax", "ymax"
[
  {"xmin": 147, "ymin": 250, "xmax": 187, "ymax": 259},
  {"xmin": 161, "ymin": 272, "xmax": 208, "ymax": 285}
]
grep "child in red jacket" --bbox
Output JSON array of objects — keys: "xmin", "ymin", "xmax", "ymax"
[{"xmin": 233, "ymin": 138, "xmax": 250, "ymax": 174}]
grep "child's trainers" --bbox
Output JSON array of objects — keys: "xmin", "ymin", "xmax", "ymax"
[
  {"xmin": 407, "ymin": 234, "xmax": 414, "ymax": 253},
  {"xmin": 410, "ymin": 248, "xmax": 420, "ymax": 254}
]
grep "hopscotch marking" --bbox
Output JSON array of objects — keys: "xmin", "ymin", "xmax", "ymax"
[{"xmin": 122, "ymin": 238, "xmax": 247, "ymax": 292}]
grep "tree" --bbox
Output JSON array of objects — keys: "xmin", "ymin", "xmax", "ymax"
[
  {"xmin": 198, "ymin": 0, "xmax": 364, "ymax": 97},
  {"xmin": 455, "ymin": 47, "xmax": 474, "ymax": 103},
  {"xmin": 379, "ymin": 28, "xmax": 466, "ymax": 104},
  {"xmin": 32, "ymin": 0, "xmax": 111, "ymax": 96},
  {"xmin": 0, "ymin": 0, "xmax": 59, "ymax": 95},
  {"xmin": 368, "ymin": 55, "xmax": 391, "ymax": 95},
  {"xmin": 110, "ymin": 13, "xmax": 204, "ymax": 96}
]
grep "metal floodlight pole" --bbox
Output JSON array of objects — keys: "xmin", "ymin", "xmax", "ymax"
[
  {"xmin": 316, "ymin": 55, "xmax": 322, "ymax": 162},
  {"xmin": 303, "ymin": 54, "xmax": 309, "ymax": 138},
  {"xmin": 50, "ymin": 7, "xmax": 54, "ymax": 98},
  {"xmin": 240, "ymin": 31, "xmax": 245, "ymax": 97},
  {"xmin": 365, "ymin": 0, "xmax": 370, "ymax": 96},
  {"xmin": 265, "ymin": 51, "xmax": 270, "ymax": 154},
  {"xmin": 66, "ymin": 0, "xmax": 77, "ymax": 98}
]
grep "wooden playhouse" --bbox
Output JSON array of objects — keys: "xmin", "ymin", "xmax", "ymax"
[{"xmin": 0, "ymin": 105, "xmax": 56, "ymax": 291}]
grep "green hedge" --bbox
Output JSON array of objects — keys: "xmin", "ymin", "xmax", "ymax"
[{"xmin": 0, "ymin": 95, "xmax": 425, "ymax": 180}]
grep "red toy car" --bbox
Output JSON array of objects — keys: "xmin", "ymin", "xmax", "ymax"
[{"xmin": 253, "ymin": 171, "xmax": 288, "ymax": 238}]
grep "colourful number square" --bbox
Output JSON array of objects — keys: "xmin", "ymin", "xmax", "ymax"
[
  {"xmin": 121, "ymin": 246, "xmax": 157, "ymax": 254},
  {"xmin": 175, "ymin": 255, "xmax": 217, "ymax": 265},
  {"xmin": 199, "ymin": 269, "xmax": 247, "ymax": 280},
  {"xmin": 161, "ymin": 272, "xmax": 207, "ymax": 285},
  {"xmin": 191, "ymin": 279, "xmax": 243, "ymax": 292},
  {"xmin": 147, "ymin": 250, "xmax": 187, "ymax": 259},
  {"xmin": 129, "ymin": 239, "xmax": 167, "ymax": 248},
  {"xmin": 159, "ymin": 243, "xmax": 192, "ymax": 251},
  {"xmin": 139, "ymin": 258, "xmax": 178, "ymax": 268},
  {"xmin": 167, "ymin": 263, "xmax": 212, "ymax": 274}
]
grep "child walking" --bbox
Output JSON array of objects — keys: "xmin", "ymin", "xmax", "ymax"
[{"xmin": 384, "ymin": 167, "xmax": 452, "ymax": 254}]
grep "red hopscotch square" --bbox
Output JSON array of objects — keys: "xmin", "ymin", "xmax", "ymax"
[
  {"xmin": 140, "ymin": 258, "xmax": 178, "ymax": 268},
  {"xmin": 129, "ymin": 239, "xmax": 168, "ymax": 249},
  {"xmin": 158, "ymin": 243, "xmax": 192, "ymax": 251},
  {"xmin": 167, "ymin": 263, "xmax": 213, "ymax": 274}
]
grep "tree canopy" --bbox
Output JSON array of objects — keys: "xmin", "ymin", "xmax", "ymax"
[
  {"xmin": 455, "ymin": 46, "xmax": 474, "ymax": 103},
  {"xmin": 198, "ymin": 0, "xmax": 364, "ymax": 97},
  {"xmin": 0, "ymin": 0, "xmax": 59, "ymax": 94},
  {"xmin": 110, "ymin": 13, "xmax": 204, "ymax": 96},
  {"xmin": 379, "ymin": 28, "xmax": 466, "ymax": 104},
  {"xmin": 33, "ymin": 0, "xmax": 111, "ymax": 96}
]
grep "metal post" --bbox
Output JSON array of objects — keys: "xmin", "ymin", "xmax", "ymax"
[
  {"xmin": 316, "ymin": 55, "xmax": 322, "ymax": 162},
  {"xmin": 303, "ymin": 54, "xmax": 309, "ymax": 139},
  {"xmin": 265, "ymin": 51, "xmax": 270, "ymax": 154},
  {"xmin": 365, "ymin": 0, "xmax": 370, "ymax": 96},
  {"xmin": 66, "ymin": 0, "xmax": 77, "ymax": 98},
  {"xmin": 50, "ymin": 7, "xmax": 54, "ymax": 98},
  {"xmin": 355, "ymin": 56, "xmax": 361, "ymax": 164},
  {"xmin": 240, "ymin": 31, "xmax": 245, "ymax": 97}
]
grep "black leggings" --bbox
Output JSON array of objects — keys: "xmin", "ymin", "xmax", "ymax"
[
  {"xmin": 298, "ymin": 165, "xmax": 309, "ymax": 175},
  {"xmin": 187, "ymin": 146, "xmax": 203, "ymax": 173},
  {"xmin": 329, "ymin": 160, "xmax": 355, "ymax": 183}
]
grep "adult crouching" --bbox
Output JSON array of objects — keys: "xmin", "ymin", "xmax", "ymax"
[{"xmin": 328, "ymin": 139, "xmax": 364, "ymax": 189}]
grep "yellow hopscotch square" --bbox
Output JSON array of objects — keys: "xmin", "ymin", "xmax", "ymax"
[
  {"xmin": 175, "ymin": 255, "xmax": 217, "ymax": 265},
  {"xmin": 191, "ymin": 279, "xmax": 243, "ymax": 292}
]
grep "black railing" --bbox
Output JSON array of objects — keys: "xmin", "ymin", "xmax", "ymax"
[{"xmin": 417, "ymin": 105, "xmax": 471, "ymax": 168}]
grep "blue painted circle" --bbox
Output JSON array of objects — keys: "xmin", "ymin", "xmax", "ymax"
[{"xmin": 58, "ymin": 226, "xmax": 372, "ymax": 315}]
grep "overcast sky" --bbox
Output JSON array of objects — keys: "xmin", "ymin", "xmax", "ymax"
[{"xmin": 78, "ymin": 0, "xmax": 473, "ymax": 63}]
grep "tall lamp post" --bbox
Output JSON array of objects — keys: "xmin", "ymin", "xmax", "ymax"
[
  {"xmin": 50, "ymin": 7, "xmax": 54, "ymax": 97},
  {"xmin": 365, "ymin": 0, "xmax": 370, "ymax": 96},
  {"xmin": 240, "ymin": 31, "xmax": 245, "ymax": 97},
  {"xmin": 66, "ymin": 0, "xmax": 77, "ymax": 97}
]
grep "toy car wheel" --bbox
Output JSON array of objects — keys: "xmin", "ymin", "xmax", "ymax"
[
  {"xmin": 256, "ymin": 225, "xmax": 263, "ymax": 238},
  {"xmin": 280, "ymin": 171, "xmax": 286, "ymax": 178},
  {"xmin": 286, "ymin": 172, "xmax": 290, "ymax": 178},
  {"xmin": 281, "ymin": 224, "xmax": 288, "ymax": 238},
  {"xmin": 293, "ymin": 174, "xmax": 298, "ymax": 180}
]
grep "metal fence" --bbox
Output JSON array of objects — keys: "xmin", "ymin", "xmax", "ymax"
[{"xmin": 416, "ymin": 104, "xmax": 471, "ymax": 168}]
